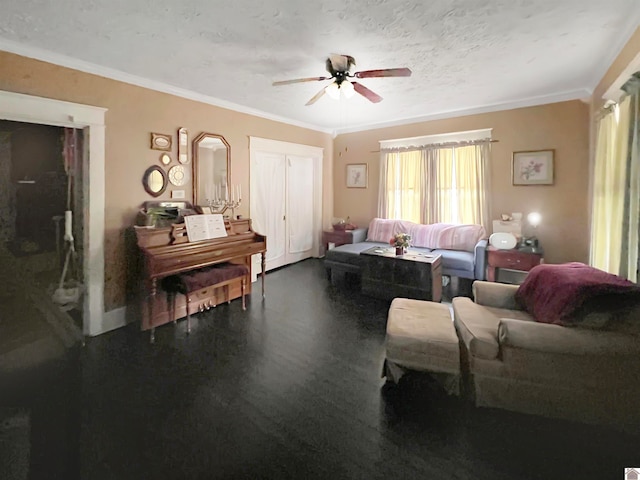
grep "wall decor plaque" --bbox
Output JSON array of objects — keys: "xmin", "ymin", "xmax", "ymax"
[{"xmin": 151, "ymin": 133, "xmax": 172, "ymax": 151}]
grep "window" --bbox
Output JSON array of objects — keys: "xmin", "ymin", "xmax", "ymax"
[
  {"xmin": 378, "ymin": 130, "xmax": 491, "ymax": 230},
  {"xmin": 384, "ymin": 150, "xmax": 424, "ymax": 223},
  {"xmin": 590, "ymin": 71, "xmax": 640, "ymax": 281}
]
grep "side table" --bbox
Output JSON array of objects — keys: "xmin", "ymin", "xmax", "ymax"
[
  {"xmin": 322, "ymin": 228, "xmax": 366, "ymax": 252},
  {"xmin": 486, "ymin": 246, "xmax": 543, "ymax": 282}
]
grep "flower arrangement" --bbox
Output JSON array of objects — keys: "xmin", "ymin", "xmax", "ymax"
[
  {"xmin": 390, "ymin": 232, "xmax": 411, "ymax": 249},
  {"xmin": 520, "ymin": 160, "xmax": 543, "ymax": 180}
]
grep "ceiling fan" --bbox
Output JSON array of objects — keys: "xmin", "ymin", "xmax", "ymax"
[{"xmin": 272, "ymin": 54, "xmax": 412, "ymax": 106}]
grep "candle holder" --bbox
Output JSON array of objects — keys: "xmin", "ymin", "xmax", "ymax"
[
  {"xmin": 226, "ymin": 198, "xmax": 242, "ymax": 220},
  {"xmin": 206, "ymin": 198, "xmax": 227, "ymax": 214}
]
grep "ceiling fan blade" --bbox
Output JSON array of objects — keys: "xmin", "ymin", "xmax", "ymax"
[
  {"xmin": 354, "ymin": 68, "xmax": 412, "ymax": 79},
  {"xmin": 305, "ymin": 87, "xmax": 326, "ymax": 106},
  {"xmin": 352, "ymin": 82, "xmax": 382, "ymax": 103},
  {"xmin": 272, "ymin": 76, "xmax": 330, "ymax": 86}
]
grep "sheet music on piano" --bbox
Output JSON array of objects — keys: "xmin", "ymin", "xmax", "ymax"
[{"xmin": 184, "ymin": 214, "xmax": 228, "ymax": 242}]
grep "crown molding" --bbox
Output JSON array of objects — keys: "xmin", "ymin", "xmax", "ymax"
[
  {"xmin": 333, "ymin": 88, "xmax": 592, "ymax": 135},
  {"xmin": 0, "ymin": 38, "xmax": 333, "ymax": 135},
  {"xmin": 0, "ymin": 37, "xmax": 603, "ymax": 137},
  {"xmin": 602, "ymin": 51, "xmax": 640, "ymax": 102},
  {"xmin": 588, "ymin": 12, "xmax": 640, "ymax": 95}
]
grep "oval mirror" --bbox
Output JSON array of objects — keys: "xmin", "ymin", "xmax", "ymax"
[
  {"xmin": 143, "ymin": 165, "xmax": 168, "ymax": 197},
  {"xmin": 160, "ymin": 153, "xmax": 171, "ymax": 165},
  {"xmin": 192, "ymin": 133, "xmax": 230, "ymax": 213}
]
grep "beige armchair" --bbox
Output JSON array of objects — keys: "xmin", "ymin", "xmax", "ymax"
[{"xmin": 452, "ymin": 281, "xmax": 640, "ymax": 433}]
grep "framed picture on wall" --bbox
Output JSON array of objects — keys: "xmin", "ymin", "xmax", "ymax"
[
  {"xmin": 150, "ymin": 132, "xmax": 172, "ymax": 151},
  {"xmin": 346, "ymin": 163, "xmax": 368, "ymax": 188},
  {"xmin": 512, "ymin": 150, "xmax": 554, "ymax": 185}
]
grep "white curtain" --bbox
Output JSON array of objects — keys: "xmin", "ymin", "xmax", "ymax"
[
  {"xmin": 590, "ymin": 100, "xmax": 630, "ymax": 275},
  {"xmin": 287, "ymin": 155, "xmax": 314, "ymax": 253},
  {"xmin": 250, "ymin": 151, "xmax": 286, "ymax": 265},
  {"xmin": 378, "ymin": 150, "xmax": 425, "ymax": 223},
  {"xmin": 378, "ymin": 140, "xmax": 491, "ymax": 228},
  {"xmin": 454, "ymin": 143, "xmax": 491, "ymax": 232},
  {"xmin": 423, "ymin": 149, "xmax": 439, "ymax": 224}
]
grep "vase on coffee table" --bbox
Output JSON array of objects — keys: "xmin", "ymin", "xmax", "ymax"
[{"xmin": 395, "ymin": 246, "xmax": 404, "ymax": 256}]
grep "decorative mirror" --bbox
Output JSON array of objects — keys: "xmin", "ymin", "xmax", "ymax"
[
  {"xmin": 160, "ymin": 153, "xmax": 171, "ymax": 165},
  {"xmin": 143, "ymin": 165, "xmax": 168, "ymax": 197},
  {"xmin": 178, "ymin": 127, "xmax": 189, "ymax": 164},
  {"xmin": 192, "ymin": 132, "xmax": 230, "ymax": 213}
]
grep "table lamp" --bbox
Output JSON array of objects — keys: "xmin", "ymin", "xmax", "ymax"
[{"xmin": 519, "ymin": 212, "xmax": 543, "ymax": 253}]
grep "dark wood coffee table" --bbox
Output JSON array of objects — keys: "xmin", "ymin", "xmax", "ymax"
[{"xmin": 360, "ymin": 247, "xmax": 442, "ymax": 302}]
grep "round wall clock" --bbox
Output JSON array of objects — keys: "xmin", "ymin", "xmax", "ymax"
[{"xmin": 168, "ymin": 165, "xmax": 190, "ymax": 186}]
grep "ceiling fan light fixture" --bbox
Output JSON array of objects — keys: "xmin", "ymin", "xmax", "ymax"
[
  {"xmin": 277, "ymin": 54, "xmax": 408, "ymax": 105},
  {"xmin": 341, "ymin": 80, "xmax": 355, "ymax": 99},
  {"xmin": 325, "ymin": 82, "xmax": 340, "ymax": 100}
]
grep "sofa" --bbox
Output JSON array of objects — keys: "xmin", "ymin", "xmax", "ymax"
[
  {"xmin": 452, "ymin": 263, "xmax": 640, "ymax": 432},
  {"xmin": 324, "ymin": 218, "xmax": 488, "ymax": 285}
]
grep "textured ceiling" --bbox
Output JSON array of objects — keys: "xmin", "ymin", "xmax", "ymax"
[{"xmin": 0, "ymin": 0, "xmax": 639, "ymax": 133}]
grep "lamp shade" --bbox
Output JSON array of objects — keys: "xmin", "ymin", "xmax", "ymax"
[
  {"xmin": 325, "ymin": 82, "xmax": 340, "ymax": 100},
  {"xmin": 341, "ymin": 80, "xmax": 355, "ymax": 99},
  {"xmin": 527, "ymin": 212, "xmax": 541, "ymax": 227}
]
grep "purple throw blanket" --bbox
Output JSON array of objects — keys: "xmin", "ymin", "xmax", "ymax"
[{"xmin": 515, "ymin": 262, "xmax": 640, "ymax": 325}]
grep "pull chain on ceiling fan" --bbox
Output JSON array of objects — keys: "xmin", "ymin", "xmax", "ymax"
[{"xmin": 273, "ymin": 54, "xmax": 412, "ymax": 105}]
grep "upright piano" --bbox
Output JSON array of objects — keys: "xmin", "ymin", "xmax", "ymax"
[{"xmin": 133, "ymin": 217, "xmax": 266, "ymax": 336}]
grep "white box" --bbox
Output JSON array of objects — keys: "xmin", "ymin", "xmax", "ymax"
[{"xmin": 492, "ymin": 220, "xmax": 522, "ymax": 238}]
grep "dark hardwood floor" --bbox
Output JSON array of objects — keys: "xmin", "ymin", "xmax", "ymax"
[{"xmin": 9, "ymin": 258, "xmax": 640, "ymax": 479}]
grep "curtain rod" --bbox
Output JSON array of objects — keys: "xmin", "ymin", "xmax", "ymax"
[{"xmin": 370, "ymin": 138, "xmax": 499, "ymax": 153}]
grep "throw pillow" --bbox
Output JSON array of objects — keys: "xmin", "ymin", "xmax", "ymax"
[{"xmin": 366, "ymin": 218, "xmax": 417, "ymax": 243}]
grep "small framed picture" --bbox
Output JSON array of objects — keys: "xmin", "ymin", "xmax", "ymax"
[
  {"xmin": 512, "ymin": 150, "xmax": 554, "ymax": 185},
  {"xmin": 346, "ymin": 163, "xmax": 368, "ymax": 188},
  {"xmin": 150, "ymin": 133, "xmax": 172, "ymax": 151}
]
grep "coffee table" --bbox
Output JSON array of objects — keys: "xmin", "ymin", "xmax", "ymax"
[{"xmin": 360, "ymin": 247, "xmax": 442, "ymax": 302}]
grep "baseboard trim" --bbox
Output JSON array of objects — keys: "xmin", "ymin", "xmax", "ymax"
[{"xmin": 99, "ymin": 306, "xmax": 127, "ymax": 336}]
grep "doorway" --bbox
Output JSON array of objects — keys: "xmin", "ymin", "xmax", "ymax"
[
  {"xmin": 0, "ymin": 89, "xmax": 106, "ymax": 337},
  {"xmin": 0, "ymin": 121, "xmax": 84, "ymax": 327}
]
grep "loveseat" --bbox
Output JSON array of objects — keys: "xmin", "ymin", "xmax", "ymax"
[
  {"xmin": 452, "ymin": 263, "xmax": 640, "ymax": 432},
  {"xmin": 324, "ymin": 218, "xmax": 488, "ymax": 285}
]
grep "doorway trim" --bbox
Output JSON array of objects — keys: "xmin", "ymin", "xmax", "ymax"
[{"xmin": 0, "ymin": 90, "xmax": 107, "ymax": 336}]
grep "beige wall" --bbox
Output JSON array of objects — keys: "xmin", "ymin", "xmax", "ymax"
[
  {"xmin": 1, "ymin": 27, "xmax": 637, "ymax": 312},
  {"xmin": 333, "ymin": 100, "xmax": 590, "ymax": 265},
  {"xmin": 0, "ymin": 51, "xmax": 334, "ymax": 311}
]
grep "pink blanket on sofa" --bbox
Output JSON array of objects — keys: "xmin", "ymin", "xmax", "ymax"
[{"xmin": 514, "ymin": 262, "xmax": 640, "ymax": 325}]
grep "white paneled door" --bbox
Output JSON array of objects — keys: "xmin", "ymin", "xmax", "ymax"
[{"xmin": 250, "ymin": 138, "xmax": 323, "ymax": 274}]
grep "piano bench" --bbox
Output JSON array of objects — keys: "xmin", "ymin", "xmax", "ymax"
[{"xmin": 161, "ymin": 262, "xmax": 250, "ymax": 335}]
